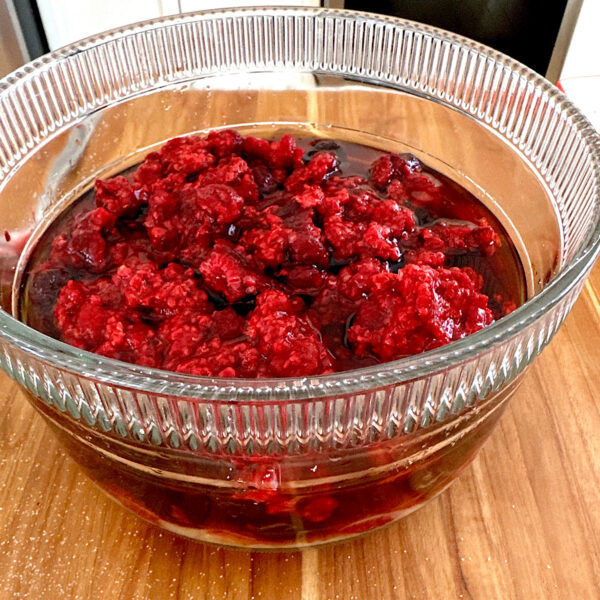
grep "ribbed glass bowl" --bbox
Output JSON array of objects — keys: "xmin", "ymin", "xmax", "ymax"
[{"xmin": 0, "ymin": 8, "xmax": 599, "ymax": 549}]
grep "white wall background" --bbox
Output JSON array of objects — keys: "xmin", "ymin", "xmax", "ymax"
[
  {"xmin": 37, "ymin": 0, "xmax": 319, "ymax": 51},
  {"xmin": 559, "ymin": 0, "xmax": 600, "ymax": 80},
  {"xmin": 558, "ymin": 0, "xmax": 600, "ymax": 129}
]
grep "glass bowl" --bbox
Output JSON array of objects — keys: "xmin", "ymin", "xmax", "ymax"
[{"xmin": 0, "ymin": 8, "xmax": 599, "ymax": 549}]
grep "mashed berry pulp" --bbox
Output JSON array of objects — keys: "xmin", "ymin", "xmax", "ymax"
[{"xmin": 24, "ymin": 130, "xmax": 522, "ymax": 377}]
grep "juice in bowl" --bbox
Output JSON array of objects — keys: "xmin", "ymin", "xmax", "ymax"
[{"xmin": 0, "ymin": 8, "xmax": 598, "ymax": 548}]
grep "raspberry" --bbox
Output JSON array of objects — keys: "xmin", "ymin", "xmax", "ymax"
[
  {"xmin": 50, "ymin": 207, "xmax": 116, "ymax": 272},
  {"xmin": 114, "ymin": 261, "xmax": 209, "ymax": 318},
  {"xmin": 37, "ymin": 131, "xmax": 508, "ymax": 378},
  {"xmin": 419, "ymin": 219, "xmax": 498, "ymax": 256},
  {"xmin": 182, "ymin": 182, "xmax": 244, "ymax": 225},
  {"xmin": 284, "ymin": 152, "xmax": 339, "ymax": 193},
  {"xmin": 369, "ymin": 153, "xmax": 422, "ymax": 189},
  {"xmin": 242, "ymin": 133, "xmax": 304, "ymax": 172},
  {"xmin": 200, "ymin": 157, "xmax": 258, "ymax": 204},
  {"xmin": 94, "ymin": 176, "xmax": 141, "ymax": 217},
  {"xmin": 247, "ymin": 291, "xmax": 334, "ymax": 376},
  {"xmin": 293, "ymin": 185, "xmax": 325, "ymax": 209},
  {"xmin": 242, "ymin": 220, "xmax": 290, "ymax": 268},
  {"xmin": 199, "ymin": 242, "xmax": 271, "ymax": 302},
  {"xmin": 323, "ymin": 214, "xmax": 366, "ymax": 261},
  {"xmin": 206, "ymin": 129, "xmax": 243, "ymax": 159},
  {"xmin": 158, "ymin": 135, "xmax": 215, "ymax": 177},
  {"xmin": 347, "ymin": 265, "xmax": 494, "ymax": 361}
]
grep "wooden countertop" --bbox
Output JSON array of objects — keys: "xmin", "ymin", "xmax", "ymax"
[{"xmin": 0, "ymin": 263, "xmax": 598, "ymax": 600}]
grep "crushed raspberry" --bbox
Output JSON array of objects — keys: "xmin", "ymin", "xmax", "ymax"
[
  {"xmin": 200, "ymin": 157, "xmax": 258, "ymax": 204},
  {"xmin": 199, "ymin": 241, "xmax": 273, "ymax": 303},
  {"xmin": 241, "ymin": 217, "xmax": 290, "ymax": 267},
  {"xmin": 182, "ymin": 182, "xmax": 244, "ymax": 225},
  {"xmin": 55, "ymin": 279, "xmax": 163, "ymax": 367},
  {"xmin": 94, "ymin": 176, "xmax": 141, "ymax": 218},
  {"xmin": 155, "ymin": 136, "xmax": 216, "ymax": 179},
  {"xmin": 297, "ymin": 496, "xmax": 339, "ymax": 523},
  {"xmin": 369, "ymin": 153, "xmax": 422, "ymax": 189},
  {"xmin": 26, "ymin": 131, "xmax": 519, "ymax": 378},
  {"xmin": 49, "ymin": 207, "xmax": 117, "ymax": 272},
  {"xmin": 417, "ymin": 219, "xmax": 498, "ymax": 256},
  {"xmin": 279, "ymin": 264, "xmax": 326, "ymax": 293},
  {"xmin": 206, "ymin": 129, "xmax": 243, "ymax": 159},
  {"xmin": 114, "ymin": 261, "xmax": 209, "ymax": 318},
  {"xmin": 247, "ymin": 290, "xmax": 334, "ymax": 376},
  {"xmin": 347, "ymin": 265, "xmax": 494, "ymax": 361},
  {"xmin": 293, "ymin": 185, "xmax": 325, "ymax": 209},
  {"xmin": 336, "ymin": 259, "xmax": 387, "ymax": 300},
  {"xmin": 284, "ymin": 152, "xmax": 339, "ymax": 192},
  {"xmin": 243, "ymin": 133, "xmax": 304, "ymax": 173}
]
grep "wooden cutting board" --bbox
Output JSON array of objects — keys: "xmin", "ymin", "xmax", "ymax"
[{"xmin": 0, "ymin": 264, "xmax": 598, "ymax": 600}]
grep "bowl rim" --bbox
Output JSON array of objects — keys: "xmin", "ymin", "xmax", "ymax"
[{"xmin": 1, "ymin": 6, "xmax": 599, "ymax": 401}]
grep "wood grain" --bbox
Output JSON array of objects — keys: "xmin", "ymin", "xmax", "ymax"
[{"xmin": 0, "ymin": 269, "xmax": 598, "ymax": 600}]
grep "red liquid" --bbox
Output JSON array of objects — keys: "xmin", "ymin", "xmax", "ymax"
[{"xmin": 33, "ymin": 380, "xmax": 516, "ymax": 548}]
